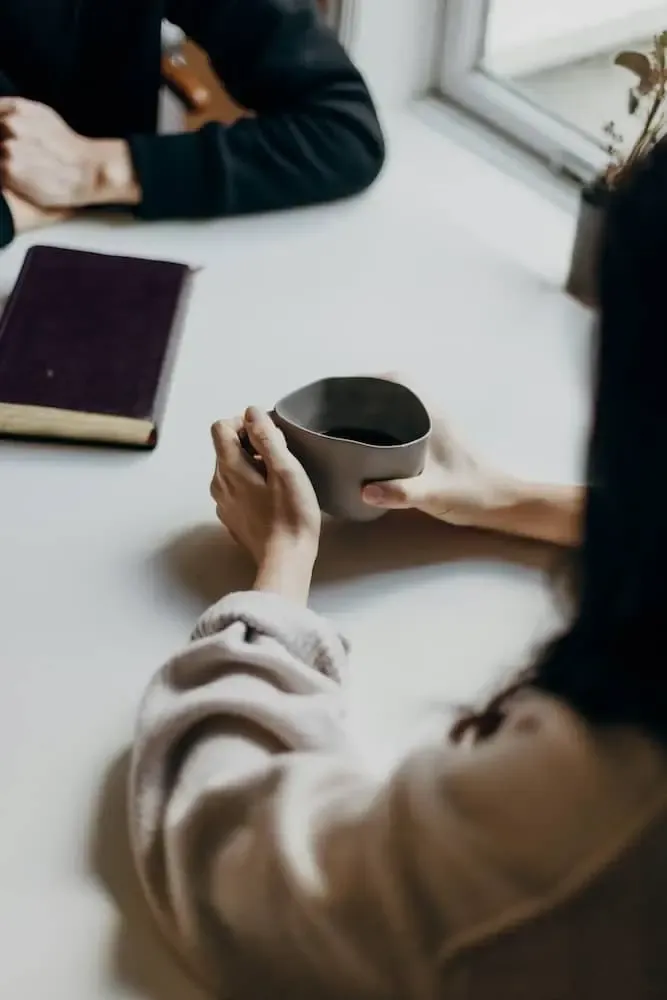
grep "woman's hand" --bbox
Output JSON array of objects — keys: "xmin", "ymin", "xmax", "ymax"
[
  {"xmin": 362, "ymin": 393, "xmax": 508, "ymax": 527},
  {"xmin": 361, "ymin": 376, "xmax": 583, "ymax": 546},
  {"xmin": 211, "ymin": 408, "xmax": 321, "ymax": 602}
]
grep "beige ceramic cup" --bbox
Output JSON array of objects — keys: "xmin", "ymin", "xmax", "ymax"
[{"xmin": 272, "ymin": 376, "xmax": 431, "ymax": 521}]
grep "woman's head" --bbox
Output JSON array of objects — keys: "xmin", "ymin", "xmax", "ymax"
[{"xmin": 455, "ymin": 138, "xmax": 667, "ymax": 746}]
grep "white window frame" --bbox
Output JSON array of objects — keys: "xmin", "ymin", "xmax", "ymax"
[
  {"xmin": 326, "ymin": 0, "xmax": 358, "ymax": 50},
  {"xmin": 437, "ymin": 0, "xmax": 609, "ymax": 185}
]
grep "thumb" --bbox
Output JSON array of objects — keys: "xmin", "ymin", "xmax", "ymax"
[
  {"xmin": 362, "ymin": 477, "xmax": 424, "ymax": 509},
  {"xmin": 244, "ymin": 407, "xmax": 291, "ymax": 471}
]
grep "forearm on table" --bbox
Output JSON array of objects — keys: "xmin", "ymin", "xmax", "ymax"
[{"xmin": 472, "ymin": 479, "xmax": 585, "ymax": 547}]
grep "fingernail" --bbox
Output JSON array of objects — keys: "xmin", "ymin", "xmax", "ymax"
[
  {"xmin": 245, "ymin": 406, "xmax": 258, "ymax": 424},
  {"xmin": 363, "ymin": 485, "xmax": 384, "ymax": 504}
]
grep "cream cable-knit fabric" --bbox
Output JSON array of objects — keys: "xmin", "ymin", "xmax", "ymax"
[{"xmin": 130, "ymin": 591, "xmax": 667, "ymax": 999}]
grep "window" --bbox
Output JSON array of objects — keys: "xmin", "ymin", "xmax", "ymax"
[
  {"xmin": 437, "ymin": 0, "xmax": 666, "ymax": 183},
  {"xmin": 324, "ymin": 0, "xmax": 357, "ymax": 49}
]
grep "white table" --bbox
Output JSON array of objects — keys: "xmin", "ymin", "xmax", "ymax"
[{"xmin": 0, "ymin": 115, "xmax": 593, "ymax": 999}]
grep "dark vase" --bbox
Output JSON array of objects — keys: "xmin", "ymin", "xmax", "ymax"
[{"xmin": 566, "ymin": 182, "xmax": 610, "ymax": 308}]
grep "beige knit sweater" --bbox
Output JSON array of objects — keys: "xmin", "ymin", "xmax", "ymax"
[{"xmin": 129, "ymin": 591, "xmax": 667, "ymax": 999}]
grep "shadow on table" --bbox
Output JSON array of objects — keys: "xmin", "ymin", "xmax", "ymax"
[
  {"xmin": 160, "ymin": 510, "xmax": 567, "ymax": 611},
  {"xmin": 91, "ymin": 514, "xmax": 570, "ymax": 1000},
  {"xmin": 91, "ymin": 751, "xmax": 208, "ymax": 1000}
]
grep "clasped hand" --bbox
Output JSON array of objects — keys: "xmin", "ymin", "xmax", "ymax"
[
  {"xmin": 0, "ymin": 97, "xmax": 100, "ymax": 209},
  {"xmin": 0, "ymin": 98, "xmax": 139, "ymax": 233}
]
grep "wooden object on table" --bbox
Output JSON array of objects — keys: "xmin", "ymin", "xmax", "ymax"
[
  {"xmin": 161, "ymin": 47, "xmax": 212, "ymax": 114},
  {"xmin": 181, "ymin": 42, "xmax": 246, "ymax": 129},
  {"xmin": 168, "ymin": 0, "xmax": 331, "ymax": 131}
]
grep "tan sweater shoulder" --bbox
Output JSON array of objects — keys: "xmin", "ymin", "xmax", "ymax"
[{"xmin": 435, "ymin": 691, "xmax": 667, "ymax": 959}]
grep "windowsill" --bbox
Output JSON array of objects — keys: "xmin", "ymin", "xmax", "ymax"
[{"xmin": 404, "ymin": 100, "xmax": 581, "ymax": 282}]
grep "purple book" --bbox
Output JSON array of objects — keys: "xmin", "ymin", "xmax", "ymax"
[{"xmin": 0, "ymin": 245, "xmax": 193, "ymax": 448}]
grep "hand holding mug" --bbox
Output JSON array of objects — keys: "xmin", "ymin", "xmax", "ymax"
[
  {"xmin": 210, "ymin": 407, "xmax": 321, "ymax": 566},
  {"xmin": 362, "ymin": 376, "xmax": 508, "ymax": 527}
]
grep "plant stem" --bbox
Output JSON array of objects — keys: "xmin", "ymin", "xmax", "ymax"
[{"xmin": 625, "ymin": 49, "xmax": 665, "ymax": 175}]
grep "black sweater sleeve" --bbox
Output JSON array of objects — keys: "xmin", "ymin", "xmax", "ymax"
[
  {"xmin": 0, "ymin": 194, "xmax": 14, "ymax": 249},
  {"xmin": 0, "ymin": 68, "xmax": 17, "ymax": 248},
  {"xmin": 128, "ymin": 0, "xmax": 385, "ymax": 220}
]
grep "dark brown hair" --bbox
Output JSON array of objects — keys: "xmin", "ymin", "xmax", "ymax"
[{"xmin": 453, "ymin": 140, "xmax": 667, "ymax": 747}]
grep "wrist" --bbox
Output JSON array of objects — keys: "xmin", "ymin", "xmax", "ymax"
[
  {"xmin": 85, "ymin": 139, "xmax": 141, "ymax": 206},
  {"xmin": 428, "ymin": 472, "xmax": 523, "ymax": 529},
  {"xmin": 254, "ymin": 532, "xmax": 319, "ymax": 605},
  {"xmin": 460, "ymin": 474, "xmax": 528, "ymax": 526},
  {"xmin": 465, "ymin": 476, "xmax": 584, "ymax": 547}
]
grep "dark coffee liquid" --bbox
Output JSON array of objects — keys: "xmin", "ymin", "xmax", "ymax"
[{"xmin": 323, "ymin": 427, "xmax": 402, "ymax": 446}]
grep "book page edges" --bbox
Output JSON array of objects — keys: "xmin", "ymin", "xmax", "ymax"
[{"xmin": 0, "ymin": 402, "xmax": 154, "ymax": 446}]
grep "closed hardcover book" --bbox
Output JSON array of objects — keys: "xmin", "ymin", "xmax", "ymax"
[{"xmin": 0, "ymin": 245, "xmax": 193, "ymax": 448}]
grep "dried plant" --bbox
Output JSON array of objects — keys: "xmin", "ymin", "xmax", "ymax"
[{"xmin": 601, "ymin": 31, "xmax": 667, "ymax": 190}]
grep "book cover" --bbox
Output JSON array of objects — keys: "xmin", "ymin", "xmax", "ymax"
[{"xmin": 0, "ymin": 244, "xmax": 193, "ymax": 448}]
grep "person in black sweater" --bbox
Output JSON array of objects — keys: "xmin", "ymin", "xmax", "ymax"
[{"xmin": 0, "ymin": 0, "xmax": 385, "ymax": 248}]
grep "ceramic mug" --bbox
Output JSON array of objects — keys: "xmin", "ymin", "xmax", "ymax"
[{"xmin": 272, "ymin": 376, "xmax": 432, "ymax": 521}]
